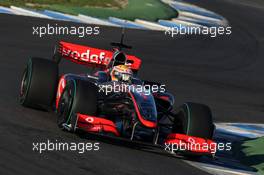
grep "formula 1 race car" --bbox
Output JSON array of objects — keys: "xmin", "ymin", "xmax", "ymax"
[{"xmin": 19, "ymin": 35, "xmax": 216, "ymax": 156}]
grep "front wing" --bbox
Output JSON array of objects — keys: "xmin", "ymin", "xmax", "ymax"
[{"xmin": 75, "ymin": 113, "xmax": 216, "ymax": 155}]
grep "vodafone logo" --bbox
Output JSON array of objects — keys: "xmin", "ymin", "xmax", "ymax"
[{"xmin": 62, "ymin": 48, "xmax": 111, "ymax": 65}]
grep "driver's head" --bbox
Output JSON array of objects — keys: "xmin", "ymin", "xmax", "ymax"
[{"xmin": 110, "ymin": 65, "xmax": 132, "ymax": 82}]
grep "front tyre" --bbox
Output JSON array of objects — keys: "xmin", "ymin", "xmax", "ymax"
[
  {"xmin": 173, "ymin": 102, "xmax": 214, "ymax": 139},
  {"xmin": 57, "ymin": 79, "xmax": 98, "ymax": 132}
]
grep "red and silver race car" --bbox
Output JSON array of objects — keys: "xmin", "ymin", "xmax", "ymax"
[{"xmin": 19, "ymin": 36, "xmax": 216, "ymax": 157}]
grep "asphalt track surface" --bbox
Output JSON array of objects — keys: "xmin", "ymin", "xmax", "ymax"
[{"xmin": 0, "ymin": 0, "xmax": 264, "ymax": 174}]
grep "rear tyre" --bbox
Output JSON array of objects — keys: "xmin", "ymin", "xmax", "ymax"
[
  {"xmin": 19, "ymin": 57, "xmax": 58, "ymax": 109},
  {"xmin": 57, "ymin": 79, "xmax": 98, "ymax": 132},
  {"xmin": 173, "ymin": 102, "xmax": 214, "ymax": 139}
]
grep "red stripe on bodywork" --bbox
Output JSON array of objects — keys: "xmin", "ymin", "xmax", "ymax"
[
  {"xmin": 128, "ymin": 92, "xmax": 157, "ymax": 128},
  {"xmin": 56, "ymin": 75, "xmax": 66, "ymax": 109}
]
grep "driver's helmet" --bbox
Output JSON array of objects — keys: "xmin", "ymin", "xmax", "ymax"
[{"xmin": 110, "ymin": 65, "xmax": 133, "ymax": 82}]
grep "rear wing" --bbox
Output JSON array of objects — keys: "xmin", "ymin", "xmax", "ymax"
[{"xmin": 54, "ymin": 41, "xmax": 141, "ymax": 71}]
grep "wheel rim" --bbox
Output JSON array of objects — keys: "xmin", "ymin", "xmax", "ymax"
[
  {"xmin": 19, "ymin": 69, "xmax": 29, "ymax": 103},
  {"xmin": 57, "ymin": 87, "xmax": 74, "ymax": 126}
]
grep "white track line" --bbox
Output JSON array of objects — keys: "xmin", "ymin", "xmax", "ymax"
[
  {"xmin": 10, "ymin": 6, "xmax": 52, "ymax": 19},
  {"xmin": 108, "ymin": 17, "xmax": 147, "ymax": 29},
  {"xmin": 78, "ymin": 14, "xmax": 120, "ymax": 27},
  {"xmin": 134, "ymin": 19, "xmax": 168, "ymax": 31},
  {"xmin": 170, "ymin": 1, "xmax": 216, "ymax": 15},
  {"xmin": 0, "ymin": 6, "xmax": 15, "ymax": 14},
  {"xmin": 171, "ymin": 18, "xmax": 203, "ymax": 27},
  {"xmin": 178, "ymin": 11, "xmax": 222, "ymax": 23},
  {"xmin": 215, "ymin": 123, "xmax": 264, "ymax": 138}
]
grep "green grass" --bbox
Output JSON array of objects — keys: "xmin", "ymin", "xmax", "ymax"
[
  {"xmin": 0, "ymin": 0, "xmax": 176, "ymax": 21},
  {"xmin": 234, "ymin": 137, "xmax": 264, "ymax": 174}
]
